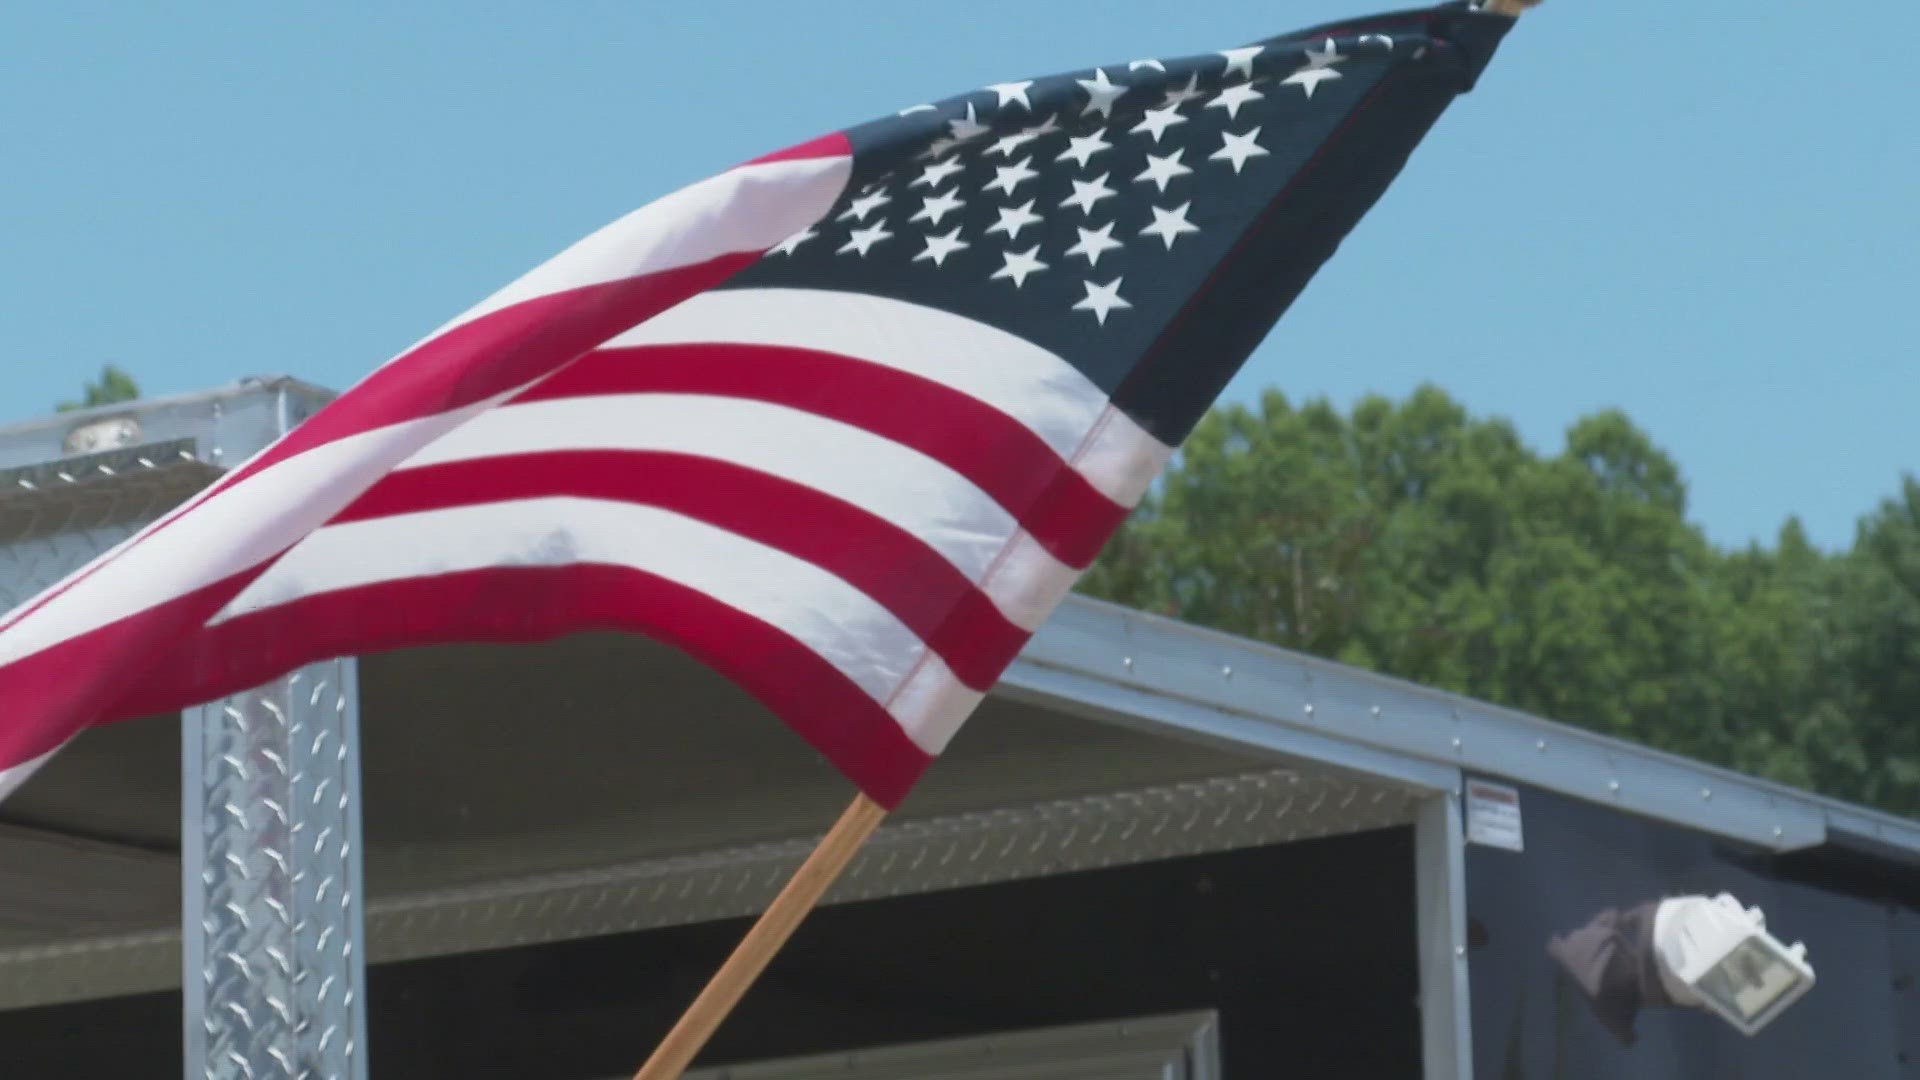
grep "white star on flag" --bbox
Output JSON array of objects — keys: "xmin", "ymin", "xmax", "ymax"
[
  {"xmin": 1062, "ymin": 173, "xmax": 1118, "ymax": 215},
  {"xmin": 1282, "ymin": 40, "xmax": 1345, "ymax": 98},
  {"xmin": 1064, "ymin": 222, "xmax": 1125, "ymax": 267},
  {"xmin": 913, "ymin": 227, "xmax": 970, "ymax": 266},
  {"xmin": 1018, "ymin": 114, "xmax": 1061, "ymax": 140},
  {"xmin": 984, "ymin": 157, "xmax": 1040, "ymax": 196},
  {"xmin": 987, "ymin": 115, "xmax": 1059, "ymax": 158},
  {"xmin": 948, "ymin": 103, "xmax": 992, "ymax": 144},
  {"xmin": 1207, "ymin": 82, "xmax": 1264, "ymax": 120},
  {"xmin": 911, "ymin": 157, "xmax": 965, "ymax": 189},
  {"xmin": 1135, "ymin": 149, "xmax": 1193, "ymax": 193},
  {"xmin": 918, "ymin": 136, "xmax": 958, "ymax": 161},
  {"xmin": 1219, "ymin": 46, "xmax": 1263, "ymax": 80},
  {"xmin": 986, "ymin": 80, "xmax": 1035, "ymax": 110},
  {"xmin": 985, "ymin": 199, "xmax": 1045, "ymax": 241},
  {"xmin": 1059, "ymin": 129, "xmax": 1112, "ymax": 169},
  {"xmin": 837, "ymin": 189, "xmax": 890, "ymax": 223},
  {"xmin": 1076, "ymin": 68, "xmax": 1129, "ymax": 118},
  {"xmin": 1210, "ymin": 128, "xmax": 1269, "ymax": 173},
  {"xmin": 1159, "ymin": 73, "xmax": 1207, "ymax": 110},
  {"xmin": 1073, "ymin": 276, "xmax": 1132, "ymax": 323},
  {"xmin": 1131, "ymin": 105, "xmax": 1188, "ymax": 143},
  {"xmin": 1140, "ymin": 203, "xmax": 1200, "ymax": 250},
  {"xmin": 769, "ymin": 227, "xmax": 817, "ymax": 257},
  {"xmin": 910, "ymin": 190, "xmax": 966, "ymax": 226},
  {"xmin": 838, "ymin": 222, "xmax": 892, "ymax": 257},
  {"xmin": 990, "ymin": 245, "xmax": 1048, "ymax": 287}
]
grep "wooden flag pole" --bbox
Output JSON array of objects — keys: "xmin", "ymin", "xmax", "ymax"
[{"xmin": 631, "ymin": 792, "xmax": 890, "ymax": 1080}]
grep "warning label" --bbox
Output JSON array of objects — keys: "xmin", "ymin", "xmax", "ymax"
[{"xmin": 1464, "ymin": 779, "xmax": 1524, "ymax": 852}]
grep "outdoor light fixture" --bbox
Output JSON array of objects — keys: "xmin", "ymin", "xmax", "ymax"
[
  {"xmin": 1649, "ymin": 893, "xmax": 1816, "ymax": 1037},
  {"xmin": 62, "ymin": 415, "xmax": 141, "ymax": 456},
  {"xmin": 1549, "ymin": 892, "xmax": 1815, "ymax": 1044}
]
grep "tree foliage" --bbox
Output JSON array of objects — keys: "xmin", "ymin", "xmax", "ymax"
[
  {"xmin": 57, "ymin": 365, "xmax": 141, "ymax": 413},
  {"xmin": 1080, "ymin": 386, "xmax": 1920, "ymax": 814}
]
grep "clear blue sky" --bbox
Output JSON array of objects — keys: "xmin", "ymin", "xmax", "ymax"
[{"xmin": 2, "ymin": 1, "xmax": 1912, "ymax": 551}]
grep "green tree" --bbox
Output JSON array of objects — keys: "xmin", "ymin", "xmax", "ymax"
[
  {"xmin": 1830, "ymin": 477, "xmax": 1920, "ymax": 810},
  {"xmin": 57, "ymin": 365, "xmax": 141, "ymax": 412},
  {"xmin": 1081, "ymin": 387, "xmax": 1907, "ymax": 813}
]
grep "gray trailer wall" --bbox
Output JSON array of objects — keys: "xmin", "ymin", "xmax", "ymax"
[{"xmin": 1466, "ymin": 780, "xmax": 1920, "ymax": 1079}]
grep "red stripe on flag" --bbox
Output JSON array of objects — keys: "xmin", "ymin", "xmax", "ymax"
[
  {"xmin": 0, "ymin": 567, "xmax": 269, "ymax": 772},
  {"xmin": 119, "ymin": 565, "xmax": 934, "ymax": 808},
  {"xmin": 328, "ymin": 451, "xmax": 1032, "ymax": 690},
  {"xmin": 0, "ymin": 253, "xmax": 762, "ymax": 638},
  {"xmin": 746, "ymin": 132, "xmax": 854, "ymax": 166},
  {"xmin": 516, "ymin": 343, "xmax": 1132, "ymax": 569},
  {"xmin": 229, "ymin": 255, "xmax": 762, "ymax": 485}
]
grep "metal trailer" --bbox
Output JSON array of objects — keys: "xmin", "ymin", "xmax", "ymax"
[{"xmin": 2, "ymin": 379, "xmax": 1917, "ymax": 1079}]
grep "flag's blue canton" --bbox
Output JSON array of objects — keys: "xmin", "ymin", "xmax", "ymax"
[{"xmin": 723, "ymin": 4, "xmax": 1508, "ymax": 442}]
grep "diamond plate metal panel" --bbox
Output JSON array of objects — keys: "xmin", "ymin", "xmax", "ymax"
[
  {"xmin": 0, "ymin": 445, "xmax": 216, "ymax": 610},
  {"xmin": 183, "ymin": 662, "xmax": 369, "ymax": 1080},
  {"xmin": 0, "ymin": 767, "xmax": 1421, "ymax": 1010},
  {"xmin": 365, "ymin": 769, "xmax": 1422, "ymax": 964},
  {"xmin": 0, "ymin": 391, "xmax": 369, "ymax": 1079}
]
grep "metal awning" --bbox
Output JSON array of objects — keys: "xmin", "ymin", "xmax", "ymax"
[
  {"xmin": 7, "ymin": 378, "xmax": 1920, "ymax": 1080},
  {"xmin": 0, "ymin": 626, "xmax": 1430, "ymax": 1010}
]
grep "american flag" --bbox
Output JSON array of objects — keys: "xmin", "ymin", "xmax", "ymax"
[{"xmin": 0, "ymin": 4, "xmax": 1512, "ymax": 808}]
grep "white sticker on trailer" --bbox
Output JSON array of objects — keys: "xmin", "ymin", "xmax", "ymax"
[{"xmin": 1465, "ymin": 780, "xmax": 1524, "ymax": 852}]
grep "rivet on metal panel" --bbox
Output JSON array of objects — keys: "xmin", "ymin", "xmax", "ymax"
[
  {"xmin": 1370, "ymin": 705, "xmax": 1382, "ymax": 718},
  {"xmin": 1773, "ymin": 826, "xmax": 1784, "ymax": 839},
  {"xmin": 1122, "ymin": 655, "xmax": 1134, "ymax": 672},
  {"xmin": 1702, "ymin": 788, "xmax": 1713, "ymax": 801},
  {"xmin": 1536, "ymin": 739, "xmax": 1547, "ymax": 751},
  {"xmin": 1303, "ymin": 703, "xmax": 1315, "ymax": 719},
  {"xmin": 1221, "ymin": 665, "xmax": 1233, "ymax": 680},
  {"xmin": 1608, "ymin": 779, "xmax": 1622, "ymax": 793},
  {"xmin": 1450, "ymin": 737, "xmax": 1462, "ymax": 751}
]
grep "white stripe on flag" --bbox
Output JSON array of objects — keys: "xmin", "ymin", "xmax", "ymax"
[
  {"xmin": 420, "ymin": 155, "xmax": 852, "ymax": 347},
  {"xmin": 981, "ymin": 530, "xmax": 1088, "ymax": 632},
  {"xmin": 0, "ymin": 750, "xmax": 56, "ymax": 803},
  {"xmin": 607, "ymin": 288, "xmax": 1172, "ymax": 506},
  {"xmin": 205, "ymin": 496, "xmax": 938, "ymax": 717},
  {"xmin": 0, "ymin": 391, "xmax": 520, "ymax": 667},
  {"xmin": 391, "ymin": 393, "xmax": 1072, "ymax": 597},
  {"xmin": 209, "ymin": 495, "xmax": 985, "ymax": 754}
]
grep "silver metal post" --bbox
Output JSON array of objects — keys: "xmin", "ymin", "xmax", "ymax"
[
  {"xmin": 1415, "ymin": 791, "xmax": 1475, "ymax": 1080},
  {"xmin": 181, "ymin": 382, "xmax": 368, "ymax": 1080},
  {"xmin": 182, "ymin": 659, "xmax": 370, "ymax": 1080}
]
